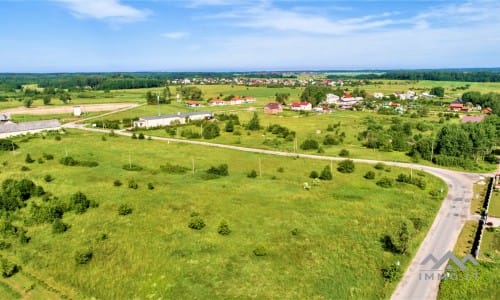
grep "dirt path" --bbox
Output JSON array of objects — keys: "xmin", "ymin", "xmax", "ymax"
[{"xmin": 3, "ymin": 103, "xmax": 139, "ymax": 115}]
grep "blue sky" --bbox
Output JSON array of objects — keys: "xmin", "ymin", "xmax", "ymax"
[{"xmin": 0, "ymin": 0, "xmax": 499, "ymax": 72}]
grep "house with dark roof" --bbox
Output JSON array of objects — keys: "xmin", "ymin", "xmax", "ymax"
[
  {"xmin": 263, "ymin": 102, "xmax": 283, "ymax": 114},
  {"xmin": 133, "ymin": 112, "xmax": 213, "ymax": 128},
  {"xmin": 0, "ymin": 119, "xmax": 61, "ymax": 138}
]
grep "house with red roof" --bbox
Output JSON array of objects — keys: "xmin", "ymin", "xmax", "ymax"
[
  {"xmin": 263, "ymin": 102, "xmax": 283, "ymax": 114},
  {"xmin": 449, "ymin": 103, "xmax": 464, "ymax": 112},
  {"xmin": 209, "ymin": 99, "xmax": 226, "ymax": 106},
  {"xmin": 290, "ymin": 101, "xmax": 312, "ymax": 111},
  {"xmin": 186, "ymin": 100, "xmax": 201, "ymax": 108},
  {"xmin": 230, "ymin": 97, "xmax": 245, "ymax": 105},
  {"xmin": 482, "ymin": 107, "xmax": 493, "ymax": 114}
]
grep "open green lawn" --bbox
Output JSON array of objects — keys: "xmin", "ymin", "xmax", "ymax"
[{"xmin": 0, "ymin": 129, "xmax": 446, "ymax": 299}]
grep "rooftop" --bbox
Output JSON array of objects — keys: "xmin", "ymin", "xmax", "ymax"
[{"xmin": 0, "ymin": 119, "xmax": 61, "ymax": 134}]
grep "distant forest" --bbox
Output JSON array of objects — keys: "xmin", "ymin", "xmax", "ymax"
[
  {"xmin": 327, "ymin": 70, "xmax": 500, "ymax": 82},
  {"xmin": 0, "ymin": 69, "xmax": 499, "ymax": 91}
]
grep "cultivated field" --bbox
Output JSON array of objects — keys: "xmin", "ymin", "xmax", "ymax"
[{"xmin": 0, "ymin": 130, "xmax": 446, "ymax": 299}]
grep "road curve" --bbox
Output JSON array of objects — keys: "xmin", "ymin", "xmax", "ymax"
[{"xmin": 63, "ymin": 123, "xmax": 478, "ymax": 300}]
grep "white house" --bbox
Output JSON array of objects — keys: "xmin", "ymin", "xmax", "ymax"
[
  {"xmin": 290, "ymin": 101, "xmax": 312, "ymax": 111},
  {"xmin": 73, "ymin": 106, "xmax": 82, "ymax": 117},
  {"xmin": 229, "ymin": 97, "xmax": 245, "ymax": 105},
  {"xmin": 325, "ymin": 93, "xmax": 340, "ymax": 104},
  {"xmin": 243, "ymin": 96, "xmax": 256, "ymax": 103},
  {"xmin": 209, "ymin": 99, "xmax": 226, "ymax": 106},
  {"xmin": 0, "ymin": 119, "xmax": 61, "ymax": 138},
  {"xmin": 133, "ymin": 112, "xmax": 213, "ymax": 129}
]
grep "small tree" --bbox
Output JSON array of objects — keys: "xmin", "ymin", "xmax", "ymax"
[
  {"xmin": 75, "ymin": 249, "xmax": 93, "ymax": 265},
  {"xmin": 188, "ymin": 217, "xmax": 206, "ymax": 230},
  {"xmin": 202, "ymin": 123, "xmax": 220, "ymax": 139},
  {"xmin": 138, "ymin": 133, "xmax": 145, "ymax": 140},
  {"xmin": 43, "ymin": 95, "xmax": 51, "ymax": 105},
  {"xmin": 300, "ymin": 139, "xmax": 319, "ymax": 150},
  {"xmin": 309, "ymin": 170, "xmax": 319, "ymax": 179},
  {"xmin": 25, "ymin": 154, "xmax": 35, "ymax": 163},
  {"xmin": 225, "ymin": 120, "xmax": 234, "ymax": 133},
  {"xmin": 118, "ymin": 204, "xmax": 133, "ymax": 216},
  {"xmin": 253, "ymin": 246, "xmax": 267, "ymax": 256},
  {"xmin": 339, "ymin": 149, "xmax": 350, "ymax": 157},
  {"xmin": 23, "ymin": 98, "xmax": 33, "ymax": 108},
  {"xmin": 246, "ymin": 112, "xmax": 260, "ymax": 131},
  {"xmin": 131, "ymin": 133, "xmax": 137, "ymax": 139},
  {"xmin": 217, "ymin": 220, "xmax": 231, "ymax": 235},
  {"xmin": 382, "ymin": 262, "xmax": 401, "ymax": 282},
  {"xmin": 337, "ymin": 159, "xmax": 355, "ymax": 173},
  {"xmin": 376, "ymin": 177, "xmax": 394, "ymax": 188},
  {"xmin": 319, "ymin": 166, "xmax": 332, "ymax": 180},
  {"xmin": 113, "ymin": 180, "xmax": 122, "ymax": 186},
  {"xmin": 52, "ymin": 219, "xmax": 68, "ymax": 234},
  {"xmin": 393, "ymin": 221, "xmax": 413, "ymax": 254},
  {"xmin": 364, "ymin": 171, "xmax": 375, "ymax": 179},
  {"xmin": 247, "ymin": 170, "xmax": 258, "ymax": 178}
]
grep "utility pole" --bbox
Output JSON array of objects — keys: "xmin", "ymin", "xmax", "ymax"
[{"xmin": 157, "ymin": 93, "xmax": 161, "ymax": 116}]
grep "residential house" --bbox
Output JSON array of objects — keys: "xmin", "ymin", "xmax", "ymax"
[
  {"xmin": 373, "ymin": 92, "xmax": 384, "ymax": 99},
  {"xmin": 243, "ymin": 96, "xmax": 256, "ymax": 103},
  {"xmin": 0, "ymin": 119, "xmax": 61, "ymax": 138},
  {"xmin": 186, "ymin": 100, "xmax": 201, "ymax": 108},
  {"xmin": 290, "ymin": 101, "xmax": 312, "ymax": 111},
  {"xmin": 449, "ymin": 103, "xmax": 464, "ymax": 112},
  {"xmin": 263, "ymin": 102, "xmax": 283, "ymax": 114},
  {"xmin": 229, "ymin": 97, "xmax": 245, "ymax": 105},
  {"xmin": 325, "ymin": 93, "xmax": 340, "ymax": 104},
  {"xmin": 133, "ymin": 112, "xmax": 214, "ymax": 128},
  {"xmin": 209, "ymin": 99, "xmax": 226, "ymax": 106},
  {"xmin": 482, "ymin": 107, "xmax": 493, "ymax": 114}
]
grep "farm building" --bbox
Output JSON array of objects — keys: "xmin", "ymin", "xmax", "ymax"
[
  {"xmin": 209, "ymin": 99, "xmax": 226, "ymax": 106},
  {"xmin": 290, "ymin": 102, "xmax": 312, "ymax": 111},
  {"xmin": 263, "ymin": 102, "xmax": 283, "ymax": 114},
  {"xmin": 0, "ymin": 119, "xmax": 61, "ymax": 138},
  {"xmin": 133, "ymin": 112, "xmax": 213, "ymax": 128},
  {"xmin": 186, "ymin": 100, "xmax": 201, "ymax": 107}
]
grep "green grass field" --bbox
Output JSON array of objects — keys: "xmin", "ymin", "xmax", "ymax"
[
  {"xmin": 0, "ymin": 129, "xmax": 446, "ymax": 299},
  {"xmin": 489, "ymin": 190, "xmax": 500, "ymax": 217}
]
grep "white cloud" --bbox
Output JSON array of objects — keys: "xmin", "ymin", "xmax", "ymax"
[
  {"xmin": 56, "ymin": 0, "xmax": 150, "ymax": 22},
  {"xmin": 162, "ymin": 32, "xmax": 189, "ymax": 39}
]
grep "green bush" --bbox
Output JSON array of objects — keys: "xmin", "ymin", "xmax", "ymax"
[
  {"xmin": 113, "ymin": 180, "xmax": 122, "ymax": 187},
  {"xmin": 309, "ymin": 170, "xmax": 319, "ymax": 179},
  {"xmin": 131, "ymin": 133, "xmax": 137, "ymax": 139},
  {"xmin": 52, "ymin": 219, "xmax": 69, "ymax": 234},
  {"xmin": 319, "ymin": 166, "xmax": 333, "ymax": 180},
  {"xmin": 123, "ymin": 164, "xmax": 143, "ymax": 171},
  {"xmin": 20, "ymin": 166, "xmax": 30, "ymax": 171},
  {"xmin": 0, "ymin": 258, "xmax": 19, "ymax": 278},
  {"xmin": 147, "ymin": 183, "xmax": 154, "ymax": 190},
  {"xmin": 364, "ymin": 171, "xmax": 376, "ymax": 179},
  {"xmin": 337, "ymin": 159, "xmax": 355, "ymax": 173},
  {"xmin": 300, "ymin": 139, "xmax": 319, "ymax": 150},
  {"xmin": 42, "ymin": 153, "xmax": 54, "ymax": 160},
  {"xmin": 138, "ymin": 133, "xmax": 145, "ymax": 140},
  {"xmin": 128, "ymin": 180, "xmax": 138, "ymax": 189},
  {"xmin": 217, "ymin": 220, "xmax": 231, "ymax": 235},
  {"xmin": 25, "ymin": 154, "xmax": 35, "ymax": 163},
  {"xmin": 202, "ymin": 123, "xmax": 220, "ymax": 139},
  {"xmin": 60, "ymin": 156, "xmax": 78, "ymax": 166},
  {"xmin": 247, "ymin": 170, "xmax": 258, "ymax": 178},
  {"xmin": 376, "ymin": 177, "xmax": 394, "ymax": 188},
  {"xmin": 253, "ymin": 246, "xmax": 267, "ymax": 256},
  {"xmin": 188, "ymin": 217, "xmax": 206, "ymax": 230},
  {"xmin": 374, "ymin": 163, "xmax": 385, "ymax": 170},
  {"xmin": 75, "ymin": 249, "xmax": 93, "ymax": 265},
  {"xmin": 69, "ymin": 191, "xmax": 91, "ymax": 214},
  {"xmin": 207, "ymin": 164, "xmax": 229, "ymax": 176},
  {"xmin": 160, "ymin": 163, "xmax": 189, "ymax": 174},
  {"xmin": 339, "ymin": 149, "xmax": 350, "ymax": 157},
  {"xmin": 118, "ymin": 204, "xmax": 133, "ymax": 216},
  {"xmin": 382, "ymin": 263, "xmax": 401, "ymax": 282}
]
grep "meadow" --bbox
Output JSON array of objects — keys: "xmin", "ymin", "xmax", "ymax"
[{"xmin": 0, "ymin": 129, "xmax": 446, "ymax": 299}]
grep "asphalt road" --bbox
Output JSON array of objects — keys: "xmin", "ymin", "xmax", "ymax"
[{"xmin": 63, "ymin": 123, "xmax": 479, "ymax": 300}]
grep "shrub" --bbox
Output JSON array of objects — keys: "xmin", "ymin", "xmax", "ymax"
[
  {"xmin": 123, "ymin": 164, "xmax": 143, "ymax": 171},
  {"xmin": 131, "ymin": 133, "xmax": 137, "ymax": 139},
  {"xmin": 339, "ymin": 149, "xmax": 350, "ymax": 157},
  {"xmin": 138, "ymin": 133, "xmax": 145, "ymax": 140},
  {"xmin": 69, "ymin": 192, "xmax": 91, "ymax": 214},
  {"xmin": 128, "ymin": 180, "xmax": 138, "ymax": 189},
  {"xmin": 60, "ymin": 156, "xmax": 78, "ymax": 166},
  {"xmin": 160, "ymin": 163, "xmax": 189, "ymax": 174},
  {"xmin": 382, "ymin": 263, "xmax": 401, "ymax": 282},
  {"xmin": 113, "ymin": 180, "xmax": 122, "ymax": 187},
  {"xmin": 52, "ymin": 219, "xmax": 68, "ymax": 233},
  {"xmin": 25, "ymin": 154, "xmax": 35, "ymax": 163},
  {"xmin": 376, "ymin": 177, "xmax": 394, "ymax": 188},
  {"xmin": 374, "ymin": 162, "xmax": 385, "ymax": 170},
  {"xmin": 319, "ymin": 166, "xmax": 333, "ymax": 180},
  {"xmin": 202, "ymin": 123, "xmax": 220, "ymax": 139},
  {"xmin": 277, "ymin": 167, "xmax": 284, "ymax": 173},
  {"xmin": 217, "ymin": 220, "xmax": 231, "ymax": 235},
  {"xmin": 42, "ymin": 153, "xmax": 54, "ymax": 160},
  {"xmin": 37, "ymin": 158, "xmax": 44, "ymax": 164},
  {"xmin": 118, "ymin": 204, "xmax": 133, "ymax": 216},
  {"xmin": 247, "ymin": 170, "xmax": 258, "ymax": 178},
  {"xmin": 300, "ymin": 139, "xmax": 319, "ymax": 150},
  {"xmin": 75, "ymin": 249, "xmax": 93, "ymax": 265},
  {"xmin": 364, "ymin": 171, "xmax": 375, "ymax": 179},
  {"xmin": 188, "ymin": 217, "xmax": 206, "ymax": 230},
  {"xmin": 78, "ymin": 160, "xmax": 99, "ymax": 167},
  {"xmin": 20, "ymin": 166, "xmax": 30, "ymax": 171},
  {"xmin": 309, "ymin": 170, "xmax": 319, "ymax": 179},
  {"xmin": 337, "ymin": 159, "xmax": 355, "ymax": 173},
  {"xmin": 291, "ymin": 228, "xmax": 299, "ymax": 236},
  {"xmin": 207, "ymin": 164, "xmax": 229, "ymax": 176},
  {"xmin": 147, "ymin": 182, "xmax": 154, "ymax": 190},
  {"xmin": 18, "ymin": 230, "xmax": 30, "ymax": 244},
  {"xmin": 0, "ymin": 240, "xmax": 11, "ymax": 250},
  {"xmin": 0, "ymin": 258, "xmax": 19, "ymax": 278},
  {"xmin": 0, "ymin": 139, "xmax": 19, "ymax": 151},
  {"xmin": 253, "ymin": 246, "xmax": 267, "ymax": 256},
  {"xmin": 54, "ymin": 135, "xmax": 61, "ymax": 141}
]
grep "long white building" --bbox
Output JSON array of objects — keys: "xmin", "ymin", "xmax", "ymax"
[{"xmin": 133, "ymin": 112, "xmax": 213, "ymax": 128}]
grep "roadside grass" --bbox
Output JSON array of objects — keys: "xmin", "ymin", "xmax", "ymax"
[
  {"xmin": 10, "ymin": 112, "xmax": 105, "ymax": 123},
  {"xmin": 0, "ymin": 129, "xmax": 446, "ymax": 299},
  {"xmin": 453, "ymin": 221, "xmax": 479, "ymax": 257},
  {"xmin": 439, "ymin": 225, "xmax": 499, "ymax": 300},
  {"xmin": 489, "ymin": 190, "xmax": 500, "ymax": 217},
  {"xmin": 471, "ymin": 183, "xmax": 488, "ymax": 215}
]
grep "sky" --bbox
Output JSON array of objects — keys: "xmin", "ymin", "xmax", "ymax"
[{"xmin": 0, "ymin": 0, "xmax": 499, "ymax": 72}]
